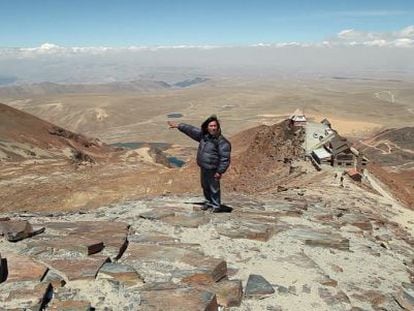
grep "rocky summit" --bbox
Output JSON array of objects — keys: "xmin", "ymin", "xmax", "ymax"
[
  {"xmin": 1, "ymin": 104, "xmax": 414, "ymax": 310},
  {"xmin": 1, "ymin": 179, "xmax": 414, "ymax": 310}
]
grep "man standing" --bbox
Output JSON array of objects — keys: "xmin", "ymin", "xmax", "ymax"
[{"xmin": 168, "ymin": 115, "xmax": 231, "ymax": 212}]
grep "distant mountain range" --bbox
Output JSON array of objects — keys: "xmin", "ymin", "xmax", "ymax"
[
  {"xmin": 173, "ymin": 77, "xmax": 209, "ymax": 88},
  {"xmin": 0, "ymin": 77, "xmax": 210, "ymax": 97},
  {"xmin": 0, "ymin": 75, "xmax": 17, "ymax": 86}
]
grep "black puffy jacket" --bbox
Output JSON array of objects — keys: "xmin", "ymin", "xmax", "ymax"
[{"xmin": 178, "ymin": 123, "xmax": 231, "ymax": 173}]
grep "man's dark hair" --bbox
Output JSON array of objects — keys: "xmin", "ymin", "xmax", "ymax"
[{"xmin": 201, "ymin": 115, "xmax": 221, "ymax": 135}]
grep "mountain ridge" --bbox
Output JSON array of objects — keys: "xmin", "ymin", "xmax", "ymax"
[{"xmin": 0, "ymin": 77, "xmax": 210, "ymax": 97}]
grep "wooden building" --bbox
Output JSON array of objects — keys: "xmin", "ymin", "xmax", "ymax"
[
  {"xmin": 311, "ymin": 147, "xmax": 332, "ymax": 165},
  {"xmin": 327, "ymin": 135, "xmax": 355, "ymax": 167},
  {"xmin": 351, "ymin": 147, "xmax": 369, "ymax": 169},
  {"xmin": 289, "ymin": 109, "xmax": 307, "ymax": 127}
]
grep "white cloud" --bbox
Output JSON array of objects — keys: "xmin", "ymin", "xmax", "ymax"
[
  {"xmin": 393, "ymin": 38, "xmax": 414, "ymax": 47},
  {"xmin": 0, "ymin": 25, "xmax": 413, "ymax": 60},
  {"xmin": 327, "ymin": 25, "xmax": 414, "ymax": 47},
  {"xmin": 396, "ymin": 25, "xmax": 414, "ymax": 38},
  {"xmin": 0, "ymin": 43, "xmax": 230, "ymax": 59}
]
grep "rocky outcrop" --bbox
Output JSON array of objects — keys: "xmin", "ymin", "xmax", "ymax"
[
  {"xmin": 0, "ymin": 189, "xmax": 413, "ymax": 310},
  {"xmin": 226, "ymin": 120, "xmax": 306, "ymax": 193}
]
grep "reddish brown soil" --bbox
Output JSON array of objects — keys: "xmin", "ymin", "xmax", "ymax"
[
  {"xmin": 224, "ymin": 121, "xmax": 305, "ymax": 193},
  {"xmin": 358, "ymin": 127, "xmax": 414, "ymax": 210},
  {"xmin": 0, "ymin": 103, "xmax": 115, "ymax": 162},
  {"xmin": 369, "ymin": 164, "xmax": 414, "ymax": 209}
]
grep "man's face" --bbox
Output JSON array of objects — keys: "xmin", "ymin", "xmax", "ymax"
[{"xmin": 207, "ymin": 120, "xmax": 218, "ymax": 136}]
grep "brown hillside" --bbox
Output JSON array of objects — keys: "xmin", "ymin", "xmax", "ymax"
[
  {"xmin": 358, "ymin": 126, "xmax": 414, "ymax": 209},
  {"xmin": 0, "ymin": 103, "xmax": 115, "ymax": 163}
]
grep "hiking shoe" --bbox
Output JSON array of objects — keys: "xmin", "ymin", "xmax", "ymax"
[
  {"xmin": 201, "ymin": 203, "xmax": 213, "ymax": 211},
  {"xmin": 211, "ymin": 207, "xmax": 222, "ymax": 213}
]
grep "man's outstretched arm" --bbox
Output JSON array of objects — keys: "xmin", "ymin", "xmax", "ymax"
[{"xmin": 167, "ymin": 121, "xmax": 202, "ymax": 142}]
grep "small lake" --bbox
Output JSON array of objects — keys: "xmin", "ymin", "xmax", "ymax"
[
  {"xmin": 111, "ymin": 142, "xmax": 186, "ymax": 167},
  {"xmin": 167, "ymin": 113, "xmax": 183, "ymax": 118},
  {"xmin": 112, "ymin": 142, "xmax": 170, "ymax": 151},
  {"xmin": 167, "ymin": 156, "xmax": 186, "ymax": 168}
]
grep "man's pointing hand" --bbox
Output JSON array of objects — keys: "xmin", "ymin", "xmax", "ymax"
[{"xmin": 168, "ymin": 121, "xmax": 178, "ymax": 128}]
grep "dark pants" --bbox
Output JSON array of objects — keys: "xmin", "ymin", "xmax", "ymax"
[{"xmin": 200, "ymin": 168, "xmax": 221, "ymax": 209}]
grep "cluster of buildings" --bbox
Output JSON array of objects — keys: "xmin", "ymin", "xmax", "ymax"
[{"xmin": 289, "ymin": 109, "xmax": 368, "ymax": 177}]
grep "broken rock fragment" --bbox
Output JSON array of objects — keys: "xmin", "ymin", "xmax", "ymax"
[
  {"xmin": 245, "ymin": 274, "xmax": 275, "ymax": 298},
  {"xmin": 216, "ymin": 220, "xmax": 275, "ymax": 242},
  {"xmin": 192, "ymin": 279, "xmax": 243, "ymax": 307},
  {"xmin": 3, "ymin": 282, "xmax": 52, "ymax": 310},
  {"xmin": 47, "ymin": 299, "xmax": 92, "ymax": 311},
  {"xmin": 28, "ymin": 235, "xmax": 104, "ymax": 256},
  {"xmin": 290, "ymin": 228, "xmax": 350, "ymax": 251},
  {"xmin": 395, "ymin": 283, "xmax": 414, "ymax": 311},
  {"xmin": 162, "ymin": 213, "xmax": 210, "ymax": 228},
  {"xmin": 43, "ymin": 221, "xmax": 129, "ymax": 259},
  {"xmin": 5, "ymin": 252, "xmax": 48, "ymax": 283},
  {"xmin": 140, "ymin": 283, "xmax": 219, "ymax": 311},
  {"xmin": 97, "ymin": 262, "xmax": 144, "ymax": 287},
  {"xmin": 139, "ymin": 209, "xmax": 175, "ymax": 220},
  {"xmin": 122, "ymin": 243, "xmax": 227, "ymax": 284},
  {"xmin": 0, "ymin": 219, "xmax": 44, "ymax": 242},
  {"xmin": 44, "ymin": 256, "xmax": 109, "ymax": 281},
  {"xmin": 42, "ymin": 270, "xmax": 66, "ymax": 288}
]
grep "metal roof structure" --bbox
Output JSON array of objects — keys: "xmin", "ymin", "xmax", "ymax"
[
  {"xmin": 330, "ymin": 135, "xmax": 351, "ymax": 156},
  {"xmin": 312, "ymin": 147, "xmax": 332, "ymax": 160},
  {"xmin": 289, "ymin": 108, "xmax": 306, "ymax": 122}
]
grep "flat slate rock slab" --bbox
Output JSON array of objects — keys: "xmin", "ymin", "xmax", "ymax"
[
  {"xmin": 47, "ymin": 300, "xmax": 92, "ymax": 311},
  {"xmin": 212, "ymin": 279, "xmax": 243, "ymax": 307},
  {"xmin": 194, "ymin": 279, "xmax": 243, "ymax": 307},
  {"xmin": 161, "ymin": 214, "xmax": 210, "ymax": 228},
  {"xmin": 44, "ymin": 256, "xmax": 109, "ymax": 281},
  {"xmin": 27, "ymin": 235, "xmax": 104, "ymax": 256},
  {"xmin": 44, "ymin": 221, "xmax": 129, "ymax": 232},
  {"xmin": 0, "ymin": 219, "xmax": 44, "ymax": 242},
  {"xmin": 122, "ymin": 243, "xmax": 227, "ymax": 284},
  {"xmin": 42, "ymin": 221, "xmax": 129, "ymax": 259},
  {"xmin": 2, "ymin": 282, "xmax": 52, "ymax": 310},
  {"xmin": 305, "ymin": 237, "xmax": 349, "ymax": 251},
  {"xmin": 128, "ymin": 234, "xmax": 179, "ymax": 245},
  {"xmin": 42, "ymin": 270, "xmax": 66, "ymax": 288},
  {"xmin": 245, "ymin": 274, "xmax": 275, "ymax": 298},
  {"xmin": 74, "ymin": 231, "xmax": 127, "ymax": 260},
  {"xmin": 215, "ymin": 220, "xmax": 277, "ymax": 242},
  {"xmin": 139, "ymin": 210, "xmax": 175, "ymax": 220},
  {"xmin": 290, "ymin": 228, "xmax": 350, "ymax": 251},
  {"xmin": 97, "ymin": 262, "xmax": 144, "ymax": 287},
  {"xmin": 338, "ymin": 214, "xmax": 373, "ymax": 231},
  {"xmin": 140, "ymin": 284, "xmax": 218, "ymax": 311},
  {"xmin": 3, "ymin": 252, "xmax": 48, "ymax": 283},
  {"xmin": 234, "ymin": 207, "xmax": 302, "ymax": 219},
  {"xmin": 128, "ymin": 234, "xmax": 201, "ymax": 250}
]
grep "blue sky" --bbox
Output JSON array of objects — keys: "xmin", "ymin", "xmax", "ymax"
[{"xmin": 1, "ymin": 0, "xmax": 413, "ymax": 47}]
